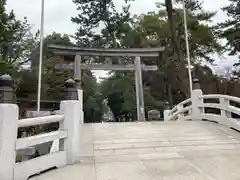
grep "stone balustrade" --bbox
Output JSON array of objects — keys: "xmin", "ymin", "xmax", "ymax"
[
  {"xmin": 164, "ymin": 78, "xmax": 240, "ymax": 132},
  {"xmin": 0, "ymin": 75, "xmax": 83, "ymax": 180}
]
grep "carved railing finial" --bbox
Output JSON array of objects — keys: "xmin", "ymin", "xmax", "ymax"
[
  {"xmin": 64, "ymin": 78, "xmax": 78, "ymax": 100},
  {"xmin": 0, "ymin": 74, "xmax": 15, "ymax": 103},
  {"xmin": 193, "ymin": 78, "xmax": 200, "ymax": 90}
]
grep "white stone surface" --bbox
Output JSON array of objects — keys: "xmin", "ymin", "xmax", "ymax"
[
  {"xmin": 0, "ymin": 104, "xmax": 18, "ymax": 180},
  {"xmin": 50, "ymin": 140, "xmax": 59, "ymax": 153},
  {"xmin": 16, "ymin": 131, "xmax": 67, "ymax": 150},
  {"xmin": 0, "ymin": 101, "xmax": 83, "ymax": 180},
  {"xmin": 30, "ymin": 121, "xmax": 240, "ymax": 180},
  {"xmin": 164, "ymin": 110, "xmax": 171, "ymax": 121},
  {"xmin": 77, "ymin": 89, "xmax": 83, "ymax": 110},
  {"xmin": 60, "ymin": 100, "xmax": 82, "ymax": 164},
  {"xmin": 191, "ymin": 89, "xmax": 203, "ymax": 121},
  {"xmin": 15, "ymin": 151, "xmax": 67, "ymax": 180}
]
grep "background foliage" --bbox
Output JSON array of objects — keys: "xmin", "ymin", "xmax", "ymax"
[{"xmin": 1, "ymin": 0, "xmax": 240, "ymax": 122}]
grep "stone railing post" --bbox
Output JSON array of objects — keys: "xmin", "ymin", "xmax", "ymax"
[
  {"xmin": 220, "ymin": 97, "xmax": 231, "ymax": 119},
  {"xmin": 177, "ymin": 103, "xmax": 184, "ymax": 120},
  {"xmin": 164, "ymin": 110, "xmax": 171, "ymax": 121},
  {"xmin": 78, "ymin": 87, "xmax": 84, "ymax": 124},
  {"xmin": 59, "ymin": 100, "xmax": 81, "ymax": 165},
  {"xmin": 75, "ymin": 78, "xmax": 82, "ymax": 91},
  {"xmin": 64, "ymin": 78, "xmax": 84, "ymax": 124},
  {"xmin": 0, "ymin": 74, "xmax": 15, "ymax": 104},
  {"xmin": 191, "ymin": 78, "xmax": 203, "ymax": 121},
  {"xmin": 163, "ymin": 103, "xmax": 171, "ymax": 121},
  {"xmin": 0, "ymin": 104, "xmax": 19, "ymax": 180},
  {"xmin": 65, "ymin": 78, "xmax": 78, "ymax": 100}
]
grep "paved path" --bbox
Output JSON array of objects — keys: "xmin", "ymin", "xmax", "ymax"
[{"xmin": 31, "ymin": 121, "xmax": 240, "ymax": 180}]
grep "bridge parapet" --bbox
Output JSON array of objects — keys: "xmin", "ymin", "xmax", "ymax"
[
  {"xmin": 199, "ymin": 94, "xmax": 240, "ymax": 131},
  {"xmin": 164, "ymin": 98, "xmax": 192, "ymax": 121},
  {"xmin": 0, "ymin": 76, "xmax": 83, "ymax": 180},
  {"xmin": 164, "ymin": 79, "xmax": 240, "ymax": 132}
]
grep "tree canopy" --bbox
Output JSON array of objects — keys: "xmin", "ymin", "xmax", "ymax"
[
  {"xmin": 1, "ymin": 0, "xmax": 240, "ymax": 122},
  {"xmin": 0, "ymin": 0, "xmax": 37, "ymax": 74},
  {"xmin": 220, "ymin": 0, "xmax": 240, "ymax": 60}
]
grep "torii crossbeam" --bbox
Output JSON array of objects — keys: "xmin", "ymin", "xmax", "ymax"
[{"xmin": 48, "ymin": 44, "xmax": 165, "ymax": 121}]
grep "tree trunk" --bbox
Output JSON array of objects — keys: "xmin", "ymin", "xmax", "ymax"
[
  {"xmin": 165, "ymin": 0, "xmax": 189, "ymax": 98},
  {"xmin": 165, "ymin": 0, "xmax": 181, "ymax": 62},
  {"xmin": 167, "ymin": 83, "xmax": 173, "ymax": 108}
]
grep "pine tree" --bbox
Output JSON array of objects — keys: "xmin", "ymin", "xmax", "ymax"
[
  {"xmin": 220, "ymin": 0, "xmax": 240, "ymax": 58},
  {"xmin": 0, "ymin": 0, "xmax": 17, "ymax": 61},
  {"xmin": 0, "ymin": 0, "xmax": 34, "ymax": 74},
  {"xmin": 71, "ymin": 0, "xmax": 134, "ymax": 48}
]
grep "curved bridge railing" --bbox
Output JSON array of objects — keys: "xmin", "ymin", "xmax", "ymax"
[
  {"xmin": 164, "ymin": 88, "xmax": 240, "ymax": 132},
  {"xmin": 165, "ymin": 98, "xmax": 192, "ymax": 121},
  {"xmin": 199, "ymin": 94, "xmax": 240, "ymax": 131}
]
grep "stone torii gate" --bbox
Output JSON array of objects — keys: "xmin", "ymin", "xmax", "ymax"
[{"xmin": 48, "ymin": 44, "xmax": 165, "ymax": 121}]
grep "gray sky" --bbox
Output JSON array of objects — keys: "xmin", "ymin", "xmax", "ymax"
[
  {"xmin": 6, "ymin": 0, "xmax": 234, "ymax": 78},
  {"xmin": 6, "ymin": 0, "xmax": 230, "ymax": 35}
]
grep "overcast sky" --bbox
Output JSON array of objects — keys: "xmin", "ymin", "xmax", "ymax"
[{"xmin": 6, "ymin": 0, "xmax": 234, "ymax": 77}]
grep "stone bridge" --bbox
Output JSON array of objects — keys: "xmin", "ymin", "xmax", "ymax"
[{"xmin": 1, "ymin": 77, "xmax": 240, "ymax": 180}]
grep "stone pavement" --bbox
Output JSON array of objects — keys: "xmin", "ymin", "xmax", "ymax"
[{"xmin": 31, "ymin": 121, "xmax": 240, "ymax": 180}]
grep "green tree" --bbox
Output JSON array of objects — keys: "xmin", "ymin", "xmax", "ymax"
[
  {"xmin": 107, "ymin": 91, "xmax": 124, "ymax": 122},
  {"xmin": 16, "ymin": 70, "xmax": 39, "ymax": 98},
  {"xmin": 82, "ymin": 72, "xmax": 103, "ymax": 123},
  {"xmin": 27, "ymin": 32, "xmax": 74, "ymax": 100},
  {"xmin": 220, "ymin": 0, "xmax": 240, "ymax": 62},
  {"xmin": 71, "ymin": 0, "xmax": 134, "ymax": 49},
  {"xmin": 164, "ymin": 0, "xmax": 220, "ymax": 61},
  {"xmin": 101, "ymin": 75, "xmax": 135, "ymax": 121},
  {"xmin": 164, "ymin": 0, "xmax": 182, "ymax": 64},
  {"xmin": 126, "ymin": 2, "xmax": 221, "ymax": 106},
  {"xmin": 0, "ymin": 0, "xmax": 37, "ymax": 74},
  {"xmin": 31, "ymin": 32, "xmax": 73, "ymax": 71},
  {"xmin": 100, "ymin": 74, "xmax": 156, "ymax": 121}
]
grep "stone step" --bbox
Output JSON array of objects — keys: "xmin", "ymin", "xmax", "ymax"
[
  {"xmin": 93, "ymin": 135, "xmax": 236, "ymax": 145},
  {"xmin": 93, "ymin": 143, "xmax": 240, "ymax": 157},
  {"xmin": 93, "ymin": 139, "xmax": 240, "ymax": 150}
]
